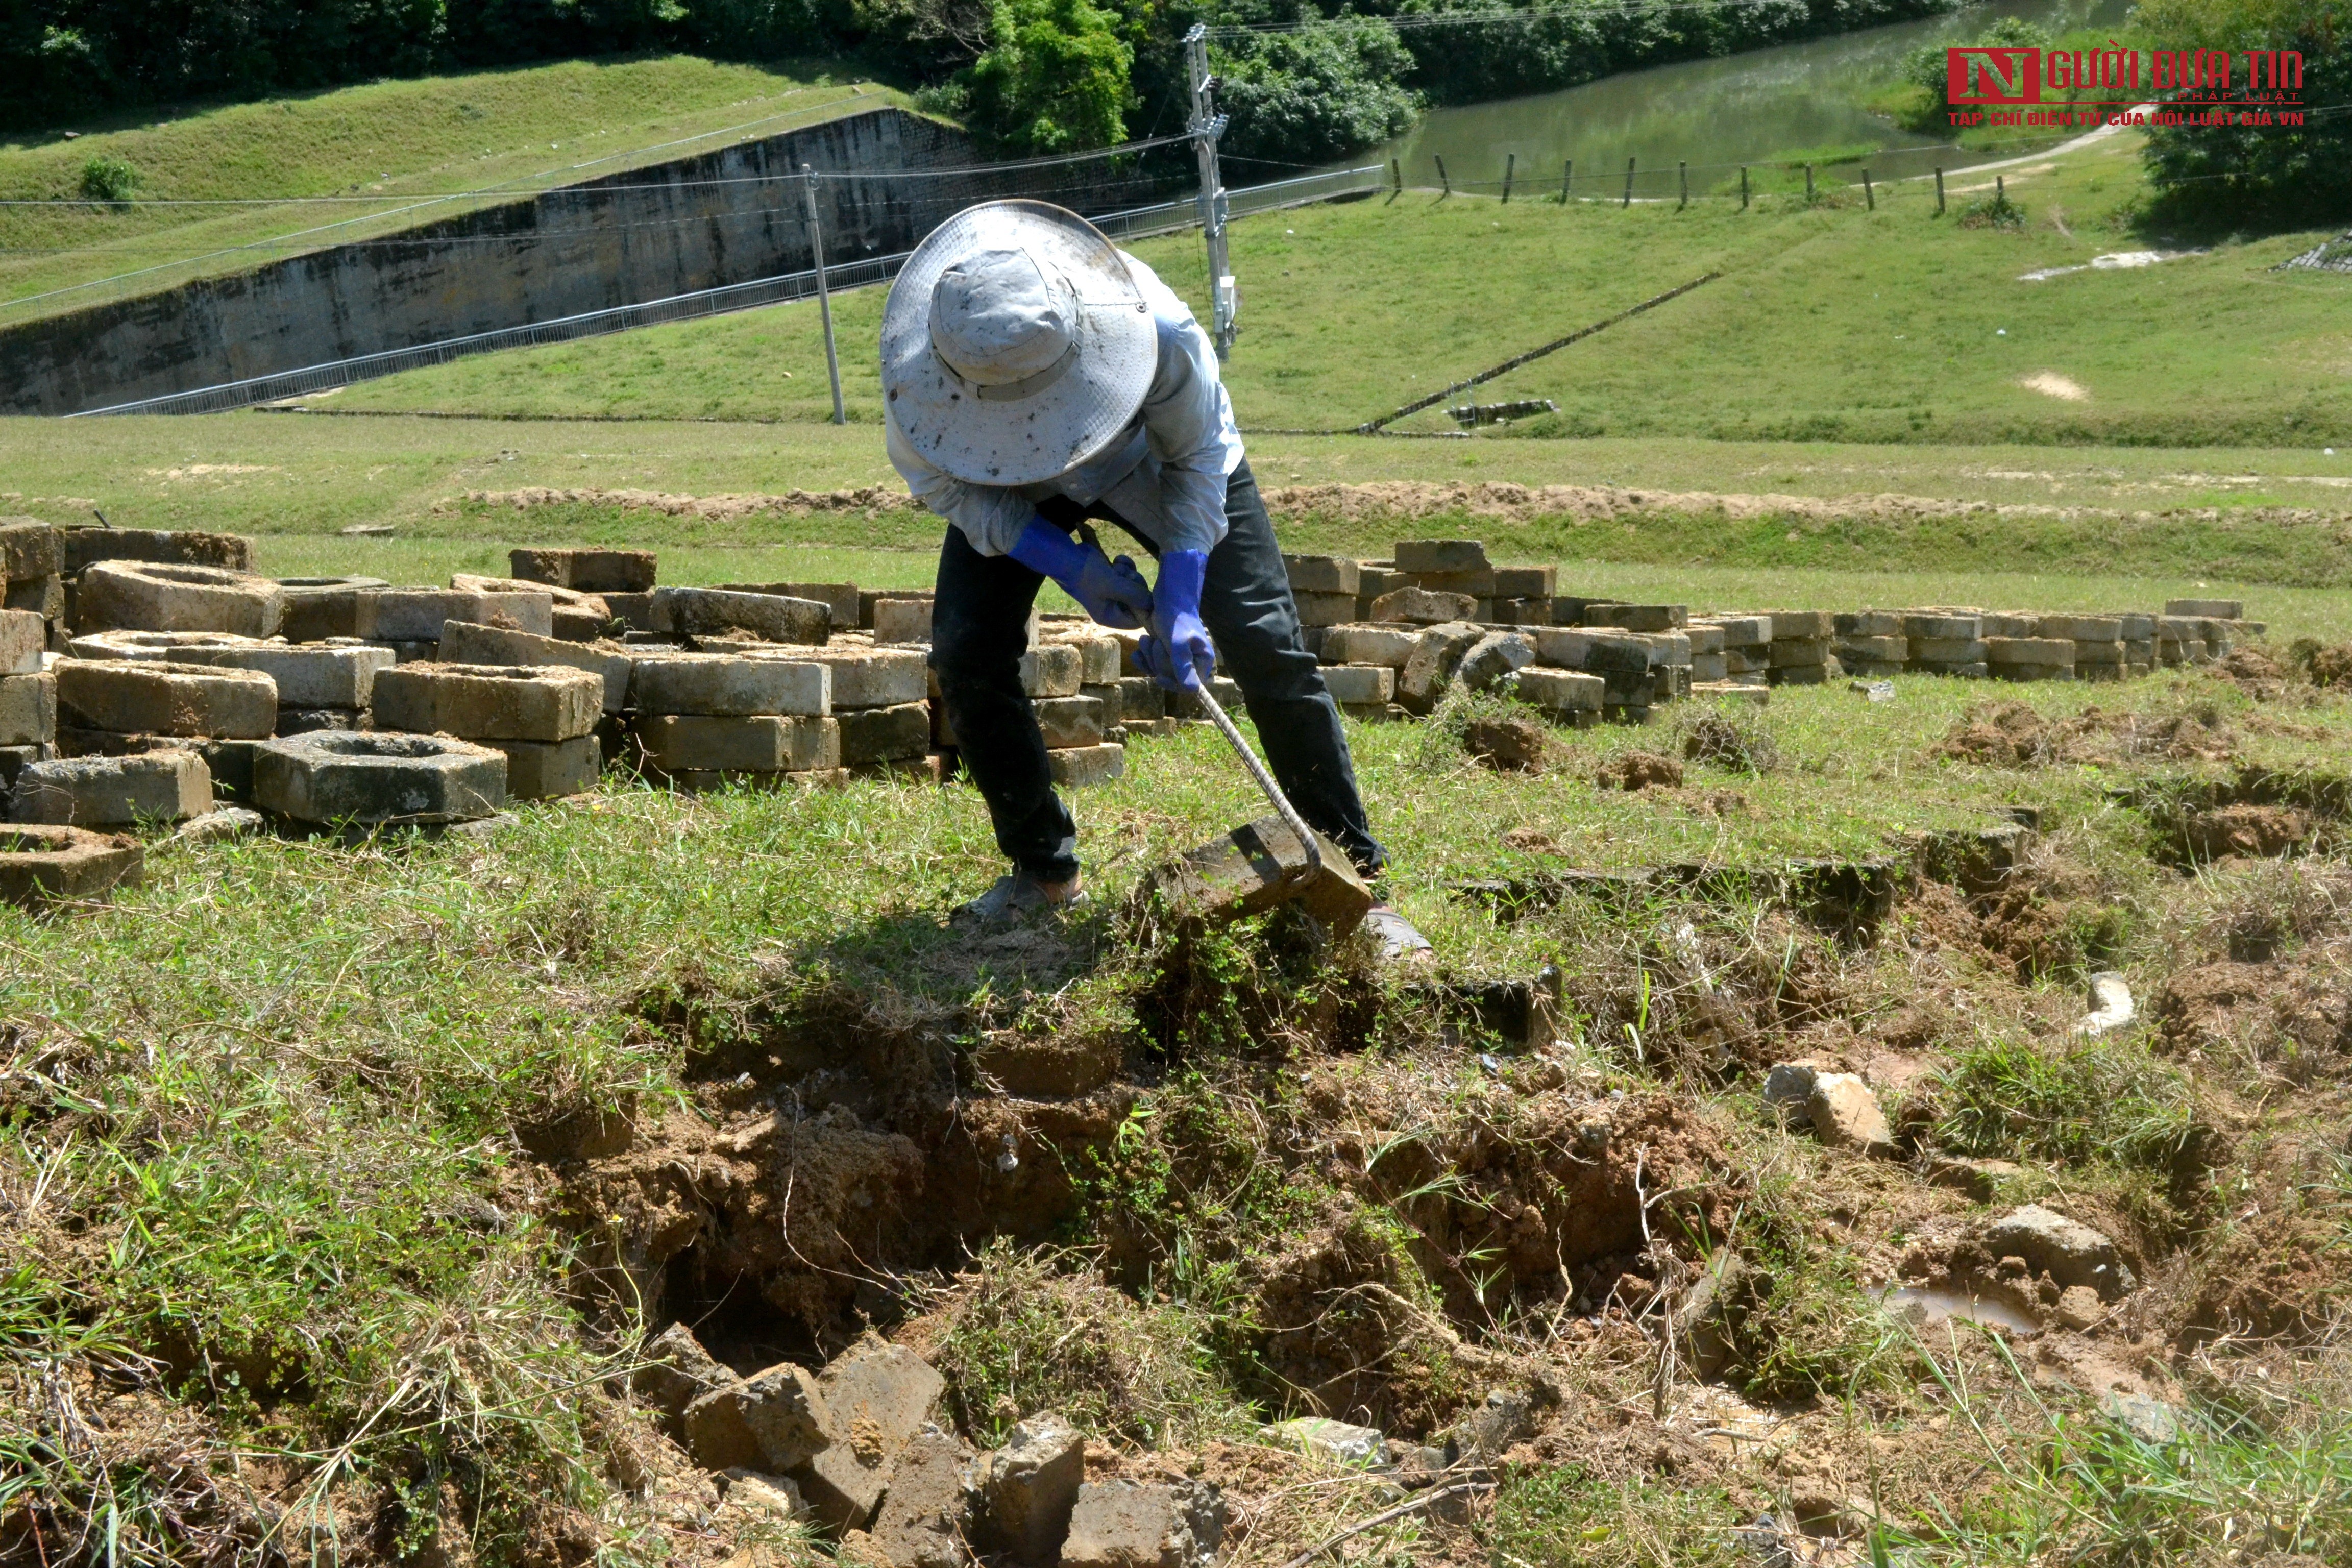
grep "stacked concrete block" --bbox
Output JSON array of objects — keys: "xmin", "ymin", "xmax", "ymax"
[
  {"xmin": 159, "ymin": 642, "xmax": 396, "ymax": 734},
  {"xmin": 1515, "ymin": 667, "xmax": 1604, "ymax": 724},
  {"xmin": 373, "ymin": 664, "xmax": 605, "ymax": 798},
  {"xmin": 794, "ymin": 646, "xmax": 933, "ymax": 779},
  {"xmin": 1902, "ymin": 611, "xmax": 1987, "ymax": 677},
  {"xmin": 1028, "ymin": 643, "xmax": 1123, "ymax": 785},
  {"xmin": 509, "ymin": 548, "xmax": 656, "ymax": 595},
  {"xmin": 1320, "ymin": 660, "xmax": 1398, "ymax": 722},
  {"xmin": 54, "ymin": 659, "xmax": 276, "ymax": 746},
  {"xmin": 453, "ymin": 573, "xmax": 610, "ymax": 642},
  {"xmin": 274, "ymin": 576, "xmax": 388, "ymax": 643},
  {"xmin": 1832, "ymin": 611, "xmax": 1908, "ymax": 678},
  {"xmin": 2038, "ymin": 615, "xmax": 2125, "ymax": 681},
  {"xmin": 650, "ymin": 586, "xmax": 827, "ymax": 646},
  {"xmin": 1707, "ymin": 616, "xmax": 1773, "ymax": 687},
  {"xmin": 630, "ymin": 653, "xmax": 840, "ymax": 791},
  {"xmin": 75, "ymin": 561, "xmax": 286, "ymax": 639},
  {"xmin": 331, "ymin": 586, "xmax": 557, "ymax": 660},
  {"xmin": 1986, "ymin": 637, "xmax": 2076, "ymax": 682},
  {"xmin": 1532, "ymin": 627, "xmax": 1671, "ymax": 720},
  {"xmin": 440, "ymin": 622, "xmax": 634, "ymax": 716},
  {"xmin": 253, "ymin": 731, "xmax": 507, "ymax": 827},
  {"xmin": 1352, "ymin": 561, "xmax": 1408, "ymax": 621},
  {"xmin": 1369, "ymin": 586, "xmax": 1479, "ymax": 626},
  {"xmin": 1282, "ymin": 554, "xmax": 1360, "ymax": 629},
  {"xmin": 871, "ymin": 597, "xmax": 934, "ymax": 645},
  {"xmin": 62, "ymin": 528, "xmax": 252, "ymax": 575},
  {"xmin": 1, "ymin": 607, "xmax": 56, "ymax": 784},
  {"xmin": 1584, "ymin": 603, "xmax": 1687, "ymax": 633},
  {"xmin": 11, "ymin": 751, "xmax": 213, "ymax": 828},
  {"xmin": 857, "ymin": 588, "xmax": 928, "ymax": 630},
  {"xmin": 2, "ymin": 519, "xmax": 64, "ymax": 653},
  {"xmin": 2153, "ymin": 616, "xmax": 2207, "ymax": 667},
  {"xmin": 1685, "ymin": 621, "xmax": 1728, "ymax": 684},
  {"xmin": 1395, "ymin": 539, "xmax": 1494, "ymax": 619},
  {"xmin": 2111, "ymin": 613, "xmax": 2157, "ymax": 675},
  {"xmin": 719, "ymin": 581, "xmax": 855, "ymax": 636},
  {"xmin": 1489, "ymin": 564, "xmax": 1556, "ymax": 625},
  {"xmin": 1761, "ymin": 611, "xmax": 1833, "ymax": 686},
  {"xmin": 0, "ymin": 823, "xmax": 144, "ymax": 907}
]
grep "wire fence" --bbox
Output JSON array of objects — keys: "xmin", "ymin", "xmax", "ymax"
[{"xmin": 68, "ymin": 165, "xmax": 1386, "ymax": 418}]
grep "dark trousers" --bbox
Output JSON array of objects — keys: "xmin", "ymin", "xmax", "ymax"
[{"xmin": 928, "ymin": 458, "xmax": 1386, "ymax": 885}]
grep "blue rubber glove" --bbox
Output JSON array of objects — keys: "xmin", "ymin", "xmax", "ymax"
[
  {"xmin": 1008, "ymin": 516, "xmax": 1153, "ymax": 630},
  {"xmin": 1138, "ymin": 549, "xmax": 1215, "ymax": 693}
]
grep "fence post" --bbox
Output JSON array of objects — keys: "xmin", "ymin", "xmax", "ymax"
[
  {"xmin": 1863, "ymin": 169, "xmax": 1874, "ymax": 210},
  {"xmin": 1502, "ymin": 152, "xmax": 1514, "ymax": 204},
  {"xmin": 1997, "ymin": 174, "xmax": 2006, "ymax": 205},
  {"xmin": 1435, "ymin": 154, "xmax": 1450, "ymax": 198},
  {"xmin": 1678, "ymin": 161, "xmax": 1687, "ymax": 209},
  {"xmin": 1561, "ymin": 159, "xmax": 1573, "ymax": 204},
  {"xmin": 1804, "ymin": 164, "xmax": 1815, "ymax": 203},
  {"xmin": 1935, "ymin": 166, "xmax": 1946, "ymax": 215},
  {"xmin": 1740, "ymin": 166, "xmax": 1749, "ymax": 209},
  {"xmin": 1623, "ymin": 157, "xmax": 1635, "ymax": 208},
  {"xmin": 800, "ymin": 163, "xmax": 845, "ymax": 426}
]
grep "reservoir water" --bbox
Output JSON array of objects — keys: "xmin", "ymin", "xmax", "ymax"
[{"xmin": 1352, "ymin": 0, "xmax": 2134, "ymax": 195}]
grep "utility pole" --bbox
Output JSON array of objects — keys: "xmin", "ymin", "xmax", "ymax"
[
  {"xmin": 801, "ymin": 164, "xmax": 844, "ymax": 425},
  {"xmin": 1183, "ymin": 26, "xmax": 1236, "ymax": 359}
]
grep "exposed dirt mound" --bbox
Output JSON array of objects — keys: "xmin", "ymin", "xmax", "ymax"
[
  {"xmin": 2154, "ymin": 957, "xmax": 2352, "ymax": 1075},
  {"xmin": 2308, "ymin": 644, "xmax": 2352, "ymax": 689},
  {"xmin": 2181, "ymin": 1205, "xmax": 2352, "ymax": 1344},
  {"xmin": 1597, "ymin": 750, "xmax": 1684, "ymax": 790},
  {"xmin": 1933, "ymin": 701, "xmax": 2236, "ymax": 767},
  {"xmin": 1464, "ymin": 714, "xmax": 1551, "ymax": 772},
  {"xmin": 2178, "ymin": 803, "xmax": 2316, "ymax": 861}
]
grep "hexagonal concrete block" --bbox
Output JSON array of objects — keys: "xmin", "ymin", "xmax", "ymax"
[
  {"xmin": 372, "ymin": 664, "xmax": 602, "ymax": 743},
  {"xmin": 0, "ymin": 823, "xmax": 143, "ymax": 904},
  {"xmin": 630, "ymin": 654, "xmax": 830, "ymax": 717},
  {"xmin": 440, "ymin": 621, "xmax": 633, "ymax": 713},
  {"xmin": 76, "ymin": 562, "xmax": 285, "ymax": 638},
  {"xmin": 11, "ymin": 751, "xmax": 212, "ymax": 827},
  {"xmin": 54, "ymin": 659, "xmax": 278, "ymax": 740},
  {"xmin": 253, "ymin": 731, "xmax": 507, "ymax": 825}
]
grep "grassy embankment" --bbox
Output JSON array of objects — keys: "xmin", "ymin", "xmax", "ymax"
[{"xmin": 0, "ymin": 55, "xmax": 895, "ymax": 318}]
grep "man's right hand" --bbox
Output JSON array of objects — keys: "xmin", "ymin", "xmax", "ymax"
[{"xmin": 1008, "ymin": 516, "xmax": 1153, "ymax": 630}]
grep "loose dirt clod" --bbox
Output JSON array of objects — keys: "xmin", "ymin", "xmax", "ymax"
[{"xmin": 1596, "ymin": 749, "xmax": 1683, "ymax": 790}]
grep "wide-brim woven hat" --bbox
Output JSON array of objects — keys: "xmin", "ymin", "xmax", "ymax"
[{"xmin": 881, "ymin": 200, "xmax": 1156, "ymax": 488}]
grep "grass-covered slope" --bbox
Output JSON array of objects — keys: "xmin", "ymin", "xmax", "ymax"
[
  {"xmin": 0, "ymin": 55, "xmax": 892, "ymax": 317},
  {"xmin": 332, "ymin": 126, "xmax": 2352, "ymax": 447}
]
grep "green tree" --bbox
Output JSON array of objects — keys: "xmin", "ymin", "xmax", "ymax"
[
  {"xmin": 2137, "ymin": 0, "xmax": 2352, "ymax": 231},
  {"xmin": 963, "ymin": 0, "xmax": 1136, "ymax": 153},
  {"xmin": 1214, "ymin": 19, "xmax": 1419, "ymax": 164},
  {"xmin": 1894, "ymin": 15, "xmax": 2052, "ymax": 131}
]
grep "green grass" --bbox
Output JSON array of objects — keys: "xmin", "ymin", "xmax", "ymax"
[
  {"xmin": 0, "ymin": 55, "xmax": 894, "ymax": 319},
  {"xmin": 326, "ymin": 125, "xmax": 2352, "ymax": 448}
]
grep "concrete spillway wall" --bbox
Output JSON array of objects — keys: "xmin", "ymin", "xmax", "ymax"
[{"xmin": 0, "ymin": 107, "xmax": 1008, "ymax": 416}]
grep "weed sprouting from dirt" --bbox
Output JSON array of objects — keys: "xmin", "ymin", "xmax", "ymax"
[
  {"xmin": 925, "ymin": 1242, "xmax": 1252, "ymax": 1451},
  {"xmin": 1678, "ymin": 710, "xmax": 1779, "ymax": 774}
]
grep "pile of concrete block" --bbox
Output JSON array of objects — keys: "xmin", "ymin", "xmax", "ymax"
[
  {"xmin": 508, "ymin": 547, "xmax": 654, "ymax": 637},
  {"xmin": 3, "ymin": 518, "xmax": 64, "ymax": 654},
  {"xmin": 935, "ymin": 630, "xmax": 1126, "ymax": 787},
  {"xmin": 7, "ymin": 655, "xmax": 281, "ymax": 826},
  {"xmin": 70, "ymin": 630, "xmax": 394, "ymax": 737},
  {"xmin": 797, "ymin": 643, "xmax": 933, "ymax": 780},
  {"xmin": 373, "ymin": 663, "xmax": 605, "ymax": 799}
]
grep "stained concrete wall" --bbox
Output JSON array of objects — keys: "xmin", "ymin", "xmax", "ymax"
[{"xmin": 0, "ymin": 107, "xmax": 1017, "ymax": 416}]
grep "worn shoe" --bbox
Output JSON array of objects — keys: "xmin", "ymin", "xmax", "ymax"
[
  {"xmin": 952, "ymin": 870, "xmax": 1086, "ymax": 927},
  {"xmin": 1363, "ymin": 903, "xmax": 1434, "ymax": 964}
]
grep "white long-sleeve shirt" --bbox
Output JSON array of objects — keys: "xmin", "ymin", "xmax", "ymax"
[{"xmin": 886, "ymin": 253, "xmax": 1244, "ymax": 558}]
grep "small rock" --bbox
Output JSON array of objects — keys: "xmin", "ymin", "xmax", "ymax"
[
  {"xmin": 1922, "ymin": 1154, "xmax": 2025, "ymax": 1202},
  {"xmin": 2054, "ymin": 1285, "xmax": 2105, "ymax": 1331},
  {"xmin": 1760, "ymin": 1061, "xmax": 1820, "ymax": 1123},
  {"xmin": 716, "ymin": 1470, "xmax": 808, "ymax": 1529},
  {"xmin": 1455, "ymin": 631, "xmax": 1535, "ymax": 693},
  {"xmin": 1260, "ymin": 1416, "xmax": 1391, "ymax": 1469},
  {"xmin": 2074, "ymin": 971, "xmax": 2136, "ymax": 1037},
  {"xmin": 632, "ymin": 1321, "xmax": 730, "ymax": 1429},
  {"xmin": 446, "ymin": 811, "xmax": 522, "ymax": 841},
  {"xmin": 1060, "ymin": 1480, "xmax": 1224, "ymax": 1568},
  {"xmin": 1807, "ymin": 1072, "xmax": 1896, "ymax": 1156},
  {"xmin": 683, "ymin": 1361, "xmax": 830, "ymax": 1474},
  {"xmin": 1849, "ymin": 679, "xmax": 1896, "ymax": 702},
  {"xmin": 1450, "ymin": 1389, "xmax": 1535, "ymax": 1461},
  {"xmin": 170, "ymin": 806, "xmax": 267, "ymax": 845},
  {"xmin": 2100, "ymin": 1391, "xmax": 2182, "ymax": 1446},
  {"xmin": 1981, "ymin": 1204, "xmax": 2137, "ymax": 1301},
  {"xmin": 976, "ymin": 1415, "xmax": 1085, "ymax": 1565}
]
